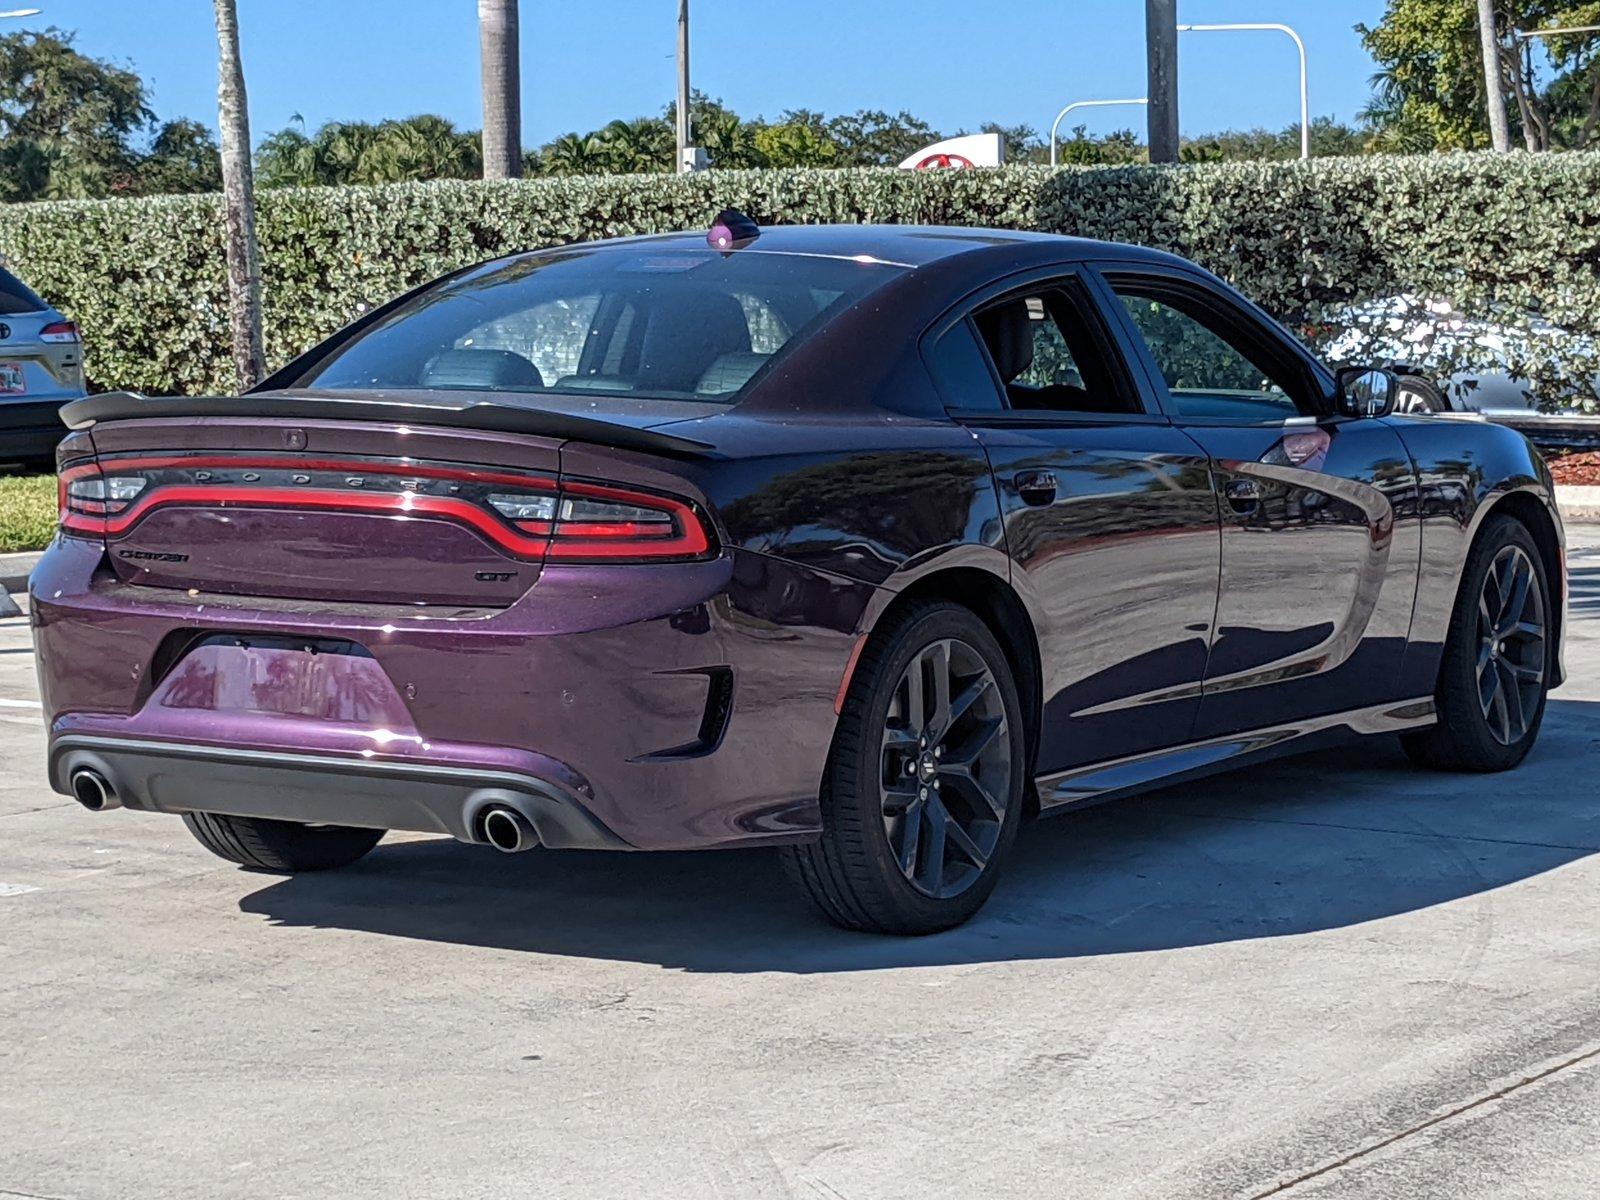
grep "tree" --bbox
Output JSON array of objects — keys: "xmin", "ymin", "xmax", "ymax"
[
  {"xmin": 1182, "ymin": 118, "xmax": 1369, "ymax": 161},
  {"xmin": 0, "ymin": 27, "xmax": 151, "ymax": 200},
  {"xmin": 478, "ymin": 0, "xmax": 520, "ymax": 178},
  {"xmin": 212, "ymin": 0, "xmax": 265, "ymax": 389},
  {"xmin": 1360, "ymin": 1, "xmax": 1600, "ymax": 151},
  {"xmin": 752, "ymin": 119, "xmax": 837, "ymax": 168},
  {"xmin": 979, "ymin": 121, "xmax": 1043, "ymax": 164},
  {"xmin": 1476, "ymin": 0, "xmax": 1515, "ymax": 150},
  {"xmin": 136, "ymin": 118, "xmax": 221, "ymax": 195},
  {"xmin": 256, "ymin": 115, "xmax": 480, "ymax": 187},
  {"xmin": 825, "ymin": 109, "xmax": 941, "ymax": 166}
]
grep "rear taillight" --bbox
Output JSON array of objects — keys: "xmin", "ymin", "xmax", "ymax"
[
  {"xmin": 39, "ymin": 321, "xmax": 79, "ymax": 344},
  {"xmin": 56, "ymin": 456, "xmax": 714, "ymax": 562},
  {"xmin": 487, "ymin": 479, "xmax": 711, "ymax": 560},
  {"xmin": 59, "ymin": 462, "xmax": 146, "ymax": 532}
]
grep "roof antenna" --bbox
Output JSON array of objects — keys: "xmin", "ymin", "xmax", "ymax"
[{"xmin": 707, "ymin": 209, "xmax": 760, "ymax": 252}]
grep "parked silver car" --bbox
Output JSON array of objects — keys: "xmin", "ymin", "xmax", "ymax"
[{"xmin": 0, "ymin": 264, "xmax": 85, "ymax": 465}]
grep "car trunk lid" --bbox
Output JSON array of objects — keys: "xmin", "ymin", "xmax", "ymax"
[
  {"xmin": 60, "ymin": 392, "xmax": 721, "ymax": 608},
  {"xmin": 68, "ymin": 415, "xmax": 568, "ymax": 607}
]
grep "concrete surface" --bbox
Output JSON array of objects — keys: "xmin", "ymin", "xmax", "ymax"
[
  {"xmin": 1, "ymin": 534, "xmax": 1598, "ymax": 1200},
  {"xmin": 1557, "ymin": 485, "xmax": 1600, "ymax": 524},
  {"xmin": 0, "ymin": 549, "xmax": 39, "ymax": 593}
]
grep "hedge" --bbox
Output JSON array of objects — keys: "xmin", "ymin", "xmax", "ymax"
[{"xmin": 1, "ymin": 154, "xmax": 1598, "ymax": 403}]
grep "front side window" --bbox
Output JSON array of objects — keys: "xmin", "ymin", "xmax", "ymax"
[
  {"xmin": 301, "ymin": 249, "xmax": 903, "ymax": 403},
  {"xmin": 1112, "ymin": 283, "xmax": 1302, "ymax": 420}
]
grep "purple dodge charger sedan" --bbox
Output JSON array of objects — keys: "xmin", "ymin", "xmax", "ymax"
[{"xmin": 31, "ymin": 219, "xmax": 1565, "ymax": 934}]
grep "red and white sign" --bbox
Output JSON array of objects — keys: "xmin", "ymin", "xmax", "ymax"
[{"xmin": 898, "ymin": 133, "xmax": 1005, "ymax": 170}]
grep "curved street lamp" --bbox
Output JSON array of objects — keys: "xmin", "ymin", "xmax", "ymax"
[
  {"xmin": 1178, "ymin": 22, "xmax": 1310, "ymax": 159},
  {"xmin": 1049, "ymin": 98, "xmax": 1149, "ymax": 167}
]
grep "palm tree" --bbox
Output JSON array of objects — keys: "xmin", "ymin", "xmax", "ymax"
[
  {"xmin": 598, "ymin": 118, "xmax": 672, "ymax": 174},
  {"xmin": 478, "ymin": 0, "xmax": 521, "ymax": 178},
  {"xmin": 1475, "ymin": 0, "xmax": 1513, "ymax": 151},
  {"xmin": 543, "ymin": 132, "xmax": 605, "ymax": 175},
  {"xmin": 212, "ymin": 0, "xmax": 265, "ymax": 388}
]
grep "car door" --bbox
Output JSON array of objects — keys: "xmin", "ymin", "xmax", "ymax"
[
  {"xmin": 1091, "ymin": 264, "xmax": 1422, "ymax": 739},
  {"xmin": 923, "ymin": 268, "xmax": 1220, "ymax": 775}
]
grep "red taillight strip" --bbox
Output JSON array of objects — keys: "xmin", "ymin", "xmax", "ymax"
[
  {"xmin": 58, "ymin": 457, "xmax": 716, "ymax": 562},
  {"xmin": 534, "ymin": 479, "xmax": 711, "ymax": 559},
  {"xmin": 85, "ymin": 455, "xmax": 557, "ymax": 490},
  {"xmin": 64, "ymin": 485, "xmax": 554, "ymax": 559}
]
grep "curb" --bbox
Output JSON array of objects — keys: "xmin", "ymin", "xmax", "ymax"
[
  {"xmin": 1, "ymin": 549, "xmax": 41, "ymax": 594},
  {"xmin": 1555, "ymin": 484, "xmax": 1600, "ymax": 525}
]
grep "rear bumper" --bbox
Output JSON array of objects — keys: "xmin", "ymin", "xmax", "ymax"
[
  {"xmin": 32, "ymin": 538, "xmax": 876, "ymax": 850},
  {"xmin": 50, "ymin": 734, "xmax": 626, "ymax": 849},
  {"xmin": 0, "ymin": 398, "xmax": 69, "ymax": 460}
]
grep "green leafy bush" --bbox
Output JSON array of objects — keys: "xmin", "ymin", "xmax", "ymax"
[
  {"xmin": 1, "ymin": 154, "xmax": 1598, "ymax": 406},
  {"xmin": 0, "ymin": 473, "xmax": 56, "ymax": 554}
]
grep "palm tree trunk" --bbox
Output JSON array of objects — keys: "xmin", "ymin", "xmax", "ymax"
[
  {"xmin": 212, "ymin": 0, "xmax": 265, "ymax": 388},
  {"xmin": 478, "ymin": 0, "xmax": 521, "ymax": 179},
  {"xmin": 1475, "ymin": 0, "xmax": 1514, "ymax": 151}
]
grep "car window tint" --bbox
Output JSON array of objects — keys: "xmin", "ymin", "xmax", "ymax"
[
  {"xmin": 928, "ymin": 318, "xmax": 1002, "ymax": 410},
  {"xmin": 971, "ymin": 285, "xmax": 1137, "ymax": 415},
  {"xmin": 457, "ymin": 294, "xmax": 602, "ymax": 384},
  {"xmin": 0, "ymin": 266, "xmax": 46, "ymax": 316},
  {"xmin": 1114, "ymin": 288, "xmax": 1299, "ymax": 420},
  {"xmin": 734, "ymin": 292, "xmax": 791, "ymax": 354},
  {"xmin": 304, "ymin": 249, "xmax": 904, "ymax": 403},
  {"xmin": 1014, "ymin": 296, "xmax": 1085, "ymax": 391}
]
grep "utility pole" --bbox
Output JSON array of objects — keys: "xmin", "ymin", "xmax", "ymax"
[
  {"xmin": 1146, "ymin": 0, "xmax": 1180, "ymax": 163},
  {"xmin": 1476, "ymin": 0, "xmax": 1514, "ymax": 151},
  {"xmin": 676, "ymin": 0, "xmax": 692, "ymax": 172}
]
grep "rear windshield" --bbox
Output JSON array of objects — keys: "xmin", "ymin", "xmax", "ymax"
[
  {"xmin": 0, "ymin": 266, "xmax": 46, "ymax": 316},
  {"xmin": 300, "ymin": 247, "xmax": 905, "ymax": 402}
]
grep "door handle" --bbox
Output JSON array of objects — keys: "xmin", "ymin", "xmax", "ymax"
[
  {"xmin": 1224, "ymin": 477, "xmax": 1261, "ymax": 512},
  {"xmin": 1014, "ymin": 470, "xmax": 1058, "ymax": 506}
]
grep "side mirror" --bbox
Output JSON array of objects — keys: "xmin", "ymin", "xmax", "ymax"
[{"xmin": 1335, "ymin": 366, "xmax": 1399, "ymax": 418}]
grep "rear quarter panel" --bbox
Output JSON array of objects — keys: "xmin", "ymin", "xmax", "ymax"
[{"xmin": 1384, "ymin": 414, "xmax": 1565, "ymax": 694}]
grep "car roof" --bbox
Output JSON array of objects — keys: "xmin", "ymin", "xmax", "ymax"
[{"xmin": 549, "ymin": 223, "xmax": 1188, "ymax": 270}]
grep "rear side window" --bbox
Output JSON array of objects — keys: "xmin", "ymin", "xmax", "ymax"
[
  {"xmin": 927, "ymin": 318, "xmax": 1003, "ymax": 410},
  {"xmin": 968, "ymin": 282, "xmax": 1141, "ymax": 415},
  {"xmin": 0, "ymin": 266, "xmax": 46, "ymax": 316},
  {"xmin": 301, "ymin": 248, "xmax": 904, "ymax": 403}
]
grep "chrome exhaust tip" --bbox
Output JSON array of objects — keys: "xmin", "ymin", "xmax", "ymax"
[
  {"xmin": 69, "ymin": 768, "xmax": 120, "ymax": 812},
  {"xmin": 481, "ymin": 806, "xmax": 539, "ymax": 853}
]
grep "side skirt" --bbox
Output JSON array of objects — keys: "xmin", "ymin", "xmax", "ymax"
[{"xmin": 1034, "ymin": 697, "xmax": 1437, "ymax": 814}]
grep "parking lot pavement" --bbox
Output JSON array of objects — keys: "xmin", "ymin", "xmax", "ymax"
[{"xmin": 2, "ymin": 537, "xmax": 1599, "ymax": 1200}]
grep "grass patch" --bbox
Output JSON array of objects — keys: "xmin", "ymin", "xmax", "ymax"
[{"xmin": 0, "ymin": 473, "xmax": 56, "ymax": 553}]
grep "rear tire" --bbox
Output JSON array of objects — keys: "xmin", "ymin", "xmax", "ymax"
[
  {"xmin": 782, "ymin": 601, "xmax": 1026, "ymax": 935},
  {"xmin": 1402, "ymin": 513, "xmax": 1551, "ymax": 772},
  {"xmin": 182, "ymin": 812, "xmax": 384, "ymax": 873}
]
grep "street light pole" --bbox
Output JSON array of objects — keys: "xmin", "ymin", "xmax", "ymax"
[
  {"xmin": 1514, "ymin": 23, "xmax": 1600, "ymax": 40},
  {"xmin": 1178, "ymin": 22, "xmax": 1310, "ymax": 159},
  {"xmin": 1049, "ymin": 99, "xmax": 1149, "ymax": 166}
]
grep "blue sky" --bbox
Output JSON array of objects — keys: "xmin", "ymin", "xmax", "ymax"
[{"xmin": 27, "ymin": 1, "xmax": 1390, "ymax": 146}]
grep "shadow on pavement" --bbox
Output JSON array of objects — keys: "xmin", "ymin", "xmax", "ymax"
[{"xmin": 238, "ymin": 699, "xmax": 1600, "ymax": 973}]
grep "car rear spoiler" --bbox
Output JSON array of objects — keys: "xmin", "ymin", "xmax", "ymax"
[{"xmin": 57, "ymin": 391, "xmax": 719, "ymax": 460}]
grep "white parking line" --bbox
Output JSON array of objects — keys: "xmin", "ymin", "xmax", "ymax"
[{"xmin": 0, "ymin": 698, "xmax": 41, "ymax": 709}]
